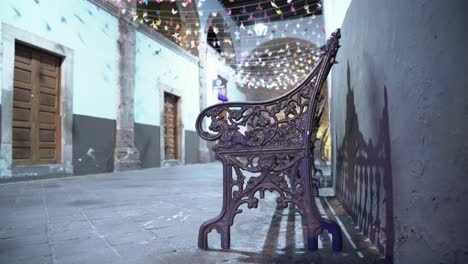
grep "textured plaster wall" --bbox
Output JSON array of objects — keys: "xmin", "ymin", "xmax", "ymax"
[
  {"xmin": 323, "ymin": 0, "xmax": 352, "ymax": 36},
  {"xmin": 332, "ymin": 0, "xmax": 468, "ymax": 263},
  {"xmin": 323, "ymin": 0, "xmax": 352, "ymax": 192},
  {"xmin": 0, "ymin": 0, "xmax": 119, "ymax": 120}
]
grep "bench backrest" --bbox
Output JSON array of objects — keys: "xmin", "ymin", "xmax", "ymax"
[{"xmin": 196, "ymin": 29, "xmax": 341, "ymax": 152}]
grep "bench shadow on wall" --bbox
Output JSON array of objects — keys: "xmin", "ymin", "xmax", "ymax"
[{"xmin": 336, "ymin": 61, "xmax": 395, "ymax": 263}]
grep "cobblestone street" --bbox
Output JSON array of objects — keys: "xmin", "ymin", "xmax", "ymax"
[{"xmin": 0, "ymin": 163, "xmax": 384, "ymax": 264}]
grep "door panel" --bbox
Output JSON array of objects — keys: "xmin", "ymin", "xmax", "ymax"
[
  {"xmin": 12, "ymin": 44, "xmax": 34, "ymax": 165},
  {"xmin": 12, "ymin": 43, "xmax": 61, "ymax": 165},
  {"xmin": 164, "ymin": 93, "xmax": 179, "ymax": 160}
]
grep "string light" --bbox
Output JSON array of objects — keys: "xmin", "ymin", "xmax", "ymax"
[{"xmin": 111, "ymin": 0, "xmax": 325, "ymax": 90}]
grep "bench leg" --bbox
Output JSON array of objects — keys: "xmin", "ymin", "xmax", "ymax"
[
  {"xmin": 303, "ymin": 188, "xmax": 343, "ymax": 251},
  {"xmin": 301, "ymin": 203, "xmax": 320, "ymax": 251},
  {"xmin": 220, "ymin": 225, "xmax": 231, "ymax": 249},
  {"xmin": 304, "ymin": 219, "xmax": 343, "ymax": 251},
  {"xmin": 259, "ymin": 188, "xmax": 266, "ymax": 199},
  {"xmin": 322, "ymin": 218, "xmax": 343, "ymax": 251},
  {"xmin": 307, "ymin": 230, "xmax": 319, "ymax": 251},
  {"xmin": 304, "ymin": 219, "xmax": 321, "ymax": 251},
  {"xmin": 199, "ymin": 163, "xmax": 234, "ymax": 250},
  {"xmin": 198, "ymin": 217, "xmax": 231, "ymax": 250}
]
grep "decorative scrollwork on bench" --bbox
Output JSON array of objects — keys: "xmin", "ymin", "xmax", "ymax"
[
  {"xmin": 224, "ymin": 153, "xmax": 306, "ymax": 226},
  {"xmin": 196, "ymin": 82, "xmax": 318, "ymax": 150}
]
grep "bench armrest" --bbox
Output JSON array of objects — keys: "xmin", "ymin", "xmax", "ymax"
[
  {"xmin": 195, "ymin": 101, "xmax": 289, "ymax": 148},
  {"xmin": 196, "ymin": 102, "xmax": 246, "ymax": 141},
  {"xmin": 195, "ymin": 92, "xmax": 313, "ymax": 148}
]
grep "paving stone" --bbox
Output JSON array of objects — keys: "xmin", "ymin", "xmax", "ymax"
[
  {"xmin": 49, "ymin": 220, "xmax": 95, "ymax": 242},
  {"xmin": 126, "ymin": 211, "xmax": 164, "ymax": 223},
  {"xmin": 16, "ymin": 255, "xmax": 52, "ymax": 264},
  {"xmin": 114, "ymin": 239, "xmax": 177, "ymax": 262},
  {"xmin": 116, "ymin": 207, "xmax": 151, "ymax": 218},
  {"xmin": 52, "ymin": 237, "xmax": 111, "ymax": 260},
  {"xmin": 158, "ymin": 248, "xmax": 248, "ymax": 264},
  {"xmin": 0, "ymin": 242, "xmax": 51, "ymax": 260},
  {"xmin": 165, "ymin": 235, "xmax": 199, "ymax": 251},
  {"xmin": 0, "ymin": 223, "xmax": 47, "ymax": 239},
  {"xmin": 55, "ymin": 248, "xmax": 124, "ymax": 264},
  {"xmin": 47, "ymin": 212, "xmax": 87, "ymax": 224},
  {"xmin": 0, "ymin": 254, "xmax": 52, "ymax": 264},
  {"xmin": 83, "ymin": 208, "xmax": 122, "ymax": 220},
  {"xmin": 105, "ymin": 231, "xmax": 155, "ymax": 246},
  {"xmin": 91, "ymin": 219, "xmax": 142, "ymax": 234},
  {"xmin": 0, "ymin": 233, "xmax": 49, "ymax": 250}
]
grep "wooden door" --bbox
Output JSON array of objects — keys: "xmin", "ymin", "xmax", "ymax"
[
  {"xmin": 12, "ymin": 42, "xmax": 61, "ymax": 165},
  {"xmin": 163, "ymin": 93, "xmax": 179, "ymax": 160}
]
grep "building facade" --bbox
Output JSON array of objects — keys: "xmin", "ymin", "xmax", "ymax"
[{"xmin": 0, "ymin": 0, "xmax": 243, "ymax": 177}]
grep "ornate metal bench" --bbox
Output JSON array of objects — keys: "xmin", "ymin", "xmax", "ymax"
[{"xmin": 195, "ymin": 29, "xmax": 342, "ymax": 251}]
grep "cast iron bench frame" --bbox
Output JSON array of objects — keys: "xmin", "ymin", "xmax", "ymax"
[{"xmin": 195, "ymin": 29, "xmax": 342, "ymax": 251}]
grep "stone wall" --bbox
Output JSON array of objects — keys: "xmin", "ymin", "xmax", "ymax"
[{"xmin": 332, "ymin": 0, "xmax": 468, "ymax": 263}]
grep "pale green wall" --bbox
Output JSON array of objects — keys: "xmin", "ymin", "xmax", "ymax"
[
  {"xmin": 135, "ymin": 32, "xmax": 200, "ymax": 130},
  {"xmin": 0, "ymin": 0, "xmax": 202, "ymax": 130},
  {"xmin": 0, "ymin": 0, "xmax": 119, "ymax": 119}
]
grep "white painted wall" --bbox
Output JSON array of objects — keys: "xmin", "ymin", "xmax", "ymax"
[
  {"xmin": 323, "ymin": 0, "xmax": 352, "ymax": 193},
  {"xmin": 134, "ymin": 32, "xmax": 200, "ymax": 131},
  {"xmin": 332, "ymin": 1, "xmax": 468, "ymax": 262},
  {"xmin": 323, "ymin": 0, "xmax": 352, "ymax": 35},
  {"xmin": 0, "ymin": 0, "xmax": 119, "ymax": 120},
  {"xmin": 204, "ymin": 46, "xmax": 245, "ymax": 107}
]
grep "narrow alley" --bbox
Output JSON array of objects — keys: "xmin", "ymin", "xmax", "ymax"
[{"xmin": 0, "ymin": 0, "xmax": 466, "ymax": 263}]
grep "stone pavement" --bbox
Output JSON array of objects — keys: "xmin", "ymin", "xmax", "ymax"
[{"xmin": 0, "ymin": 163, "xmax": 385, "ymax": 264}]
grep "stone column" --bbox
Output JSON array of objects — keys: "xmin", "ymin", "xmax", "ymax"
[
  {"xmin": 175, "ymin": 1, "xmax": 198, "ymax": 56},
  {"xmin": 114, "ymin": 0, "xmax": 140, "ymax": 171},
  {"xmin": 197, "ymin": 38, "xmax": 211, "ymax": 163}
]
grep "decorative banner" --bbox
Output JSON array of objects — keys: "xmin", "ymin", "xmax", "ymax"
[
  {"xmin": 212, "ymin": 77, "xmax": 227, "ymax": 90},
  {"xmin": 213, "ymin": 76, "xmax": 229, "ymax": 102},
  {"xmin": 218, "ymin": 93, "xmax": 229, "ymax": 102}
]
